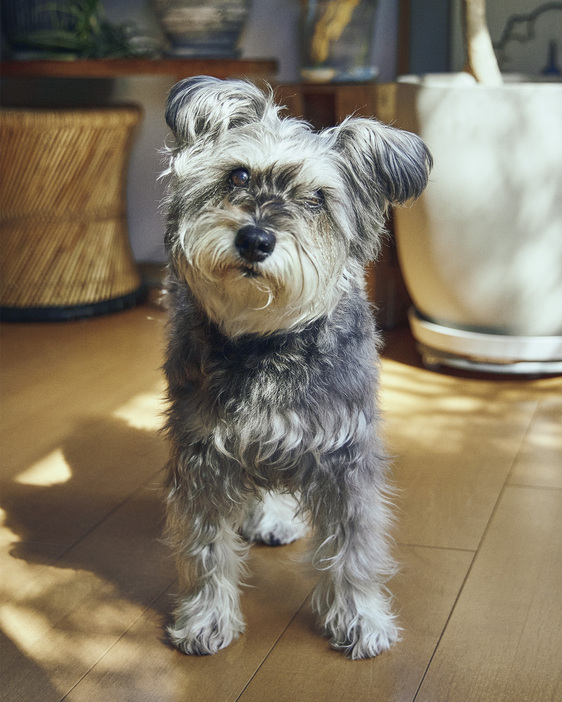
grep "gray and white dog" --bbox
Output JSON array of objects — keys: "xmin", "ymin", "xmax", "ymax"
[{"xmin": 162, "ymin": 76, "xmax": 431, "ymax": 659}]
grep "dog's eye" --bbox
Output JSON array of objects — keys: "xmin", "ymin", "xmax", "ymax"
[
  {"xmin": 305, "ymin": 191, "xmax": 325, "ymax": 210},
  {"xmin": 229, "ymin": 168, "xmax": 250, "ymax": 188}
]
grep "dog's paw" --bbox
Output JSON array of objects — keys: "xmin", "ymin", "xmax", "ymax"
[
  {"xmin": 168, "ymin": 622, "xmax": 229, "ymax": 656},
  {"xmin": 248, "ymin": 520, "xmax": 306, "ymax": 546},
  {"xmin": 324, "ymin": 603, "xmax": 401, "ymax": 660},
  {"xmin": 168, "ymin": 597, "xmax": 244, "ymax": 655},
  {"xmin": 240, "ymin": 491, "xmax": 308, "ymax": 546},
  {"xmin": 329, "ymin": 616, "xmax": 400, "ymax": 659},
  {"xmin": 318, "ymin": 591, "xmax": 400, "ymax": 659}
]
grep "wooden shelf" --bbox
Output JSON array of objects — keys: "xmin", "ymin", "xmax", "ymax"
[{"xmin": 0, "ymin": 58, "xmax": 277, "ymax": 82}]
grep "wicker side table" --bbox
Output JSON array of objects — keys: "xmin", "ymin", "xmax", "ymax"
[{"xmin": 0, "ymin": 106, "xmax": 145, "ymax": 321}]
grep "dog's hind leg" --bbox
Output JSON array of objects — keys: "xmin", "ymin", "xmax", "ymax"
[
  {"xmin": 165, "ymin": 464, "xmax": 248, "ymax": 655},
  {"xmin": 240, "ymin": 490, "xmax": 309, "ymax": 546}
]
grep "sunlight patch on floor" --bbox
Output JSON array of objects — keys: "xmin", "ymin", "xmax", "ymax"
[
  {"xmin": 14, "ymin": 448, "xmax": 73, "ymax": 487},
  {"xmin": 113, "ymin": 391, "xmax": 166, "ymax": 432},
  {"xmin": 0, "ymin": 538, "xmax": 148, "ymax": 681}
]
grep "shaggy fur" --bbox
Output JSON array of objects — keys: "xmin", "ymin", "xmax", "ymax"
[{"xmin": 162, "ymin": 76, "xmax": 432, "ymax": 659}]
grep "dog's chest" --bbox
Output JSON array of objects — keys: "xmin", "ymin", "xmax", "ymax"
[
  {"xmin": 208, "ymin": 332, "xmax": 318, "ymax": 416},
  {"xmin": 193, "ymin": 322, "xmax": 375, "ymax": 467},
  {"xmin": 206, "ymin": 340, "xmax": 329, "ymax": 469}
]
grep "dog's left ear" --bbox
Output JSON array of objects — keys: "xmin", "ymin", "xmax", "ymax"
[{"xmin": 331, "ymin": 118, "xmax": 432, "ymax": 206}]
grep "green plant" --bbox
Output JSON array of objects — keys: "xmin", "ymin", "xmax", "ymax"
[{"xmin": 15, "ymin": 0, "xmax": 156, "ymax": 58}]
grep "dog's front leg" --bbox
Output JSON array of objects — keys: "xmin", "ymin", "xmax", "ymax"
[
  {"xmin": 306, "ymin": 452, "xmax": 400, "ymax": 659},
  {"xmin": 165, "ymin": 454, "xmax": 248, "ymax": 655}
]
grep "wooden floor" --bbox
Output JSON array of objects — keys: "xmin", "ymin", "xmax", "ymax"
[{"xmin": 1, "ymin": 302, "xmax": 561, "ymax": 702}]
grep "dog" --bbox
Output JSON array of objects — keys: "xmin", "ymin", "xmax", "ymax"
[{"xmin": 161, "ymin": 76, "xmax": 431, "ymax": 659}]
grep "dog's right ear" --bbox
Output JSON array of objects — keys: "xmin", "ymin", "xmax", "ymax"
[{"xmin": 166, "ymin": 76, "xmax": 273, "ymax": 147}]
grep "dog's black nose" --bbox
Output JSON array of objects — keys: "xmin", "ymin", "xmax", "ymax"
[{"xmin": 235, "ymin": 225, "xmax": 276, "ymax": 263}]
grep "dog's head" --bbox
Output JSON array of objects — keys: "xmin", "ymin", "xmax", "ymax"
[{"xmin": 163, "ymin": 76, "xmax": 431, "ymax": 337}]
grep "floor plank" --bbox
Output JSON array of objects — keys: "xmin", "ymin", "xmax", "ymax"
[
  {"xmin": 508, "ymin": 397, "xmax": 562, "ymax": 489},
  {"xmin": 0, "ymin": 307, "xmax": 167, "ymax": 478},
  {"xmin": 64, "ymin": 541, "xmax": 316, "ymax": 702},
  {"xmin": 380, "ymin": 356, "xmax": 540, "ymax": 550},
  {"xmin": 416, "ymin": 485, "xmax": 562, "ymax": 702},
  {"xmin": 2, "ymin": 308, "xmax": 561, "ymax": 702},
  {"xmin": 238, "ymin": 545, "xmax": 473, "ymax": 702},
  {"xmin": 2, "ymin": 420, "xmax": 167, "ymax": 548},
  {"xmin": 1, "ymin": 307, "xmax": 167, "ymax": 548},
  {"xmin": 1, "ymin": 307, "xmax": 170, "ymax": 701},
  {"xmin": 1, "ymin": 481, "xmax": 173, "ymax": 702}
]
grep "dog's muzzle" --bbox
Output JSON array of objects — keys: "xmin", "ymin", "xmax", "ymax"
[{"xmin": 235, "ymin": 225, "xmax": 276, "ymax": 263}]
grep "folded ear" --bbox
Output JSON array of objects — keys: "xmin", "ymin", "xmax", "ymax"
[
  {"xmin": 165, "ymin": 76, "xmax": 275, "ymax": 147},
  {"xmin": 331, "ymin": 118, "xmax": 432, "ymax": 206}
]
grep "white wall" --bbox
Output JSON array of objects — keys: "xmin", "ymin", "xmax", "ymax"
[{"xmin": 450, "ymin": 0, "xmax": 562, "ymax": 75}]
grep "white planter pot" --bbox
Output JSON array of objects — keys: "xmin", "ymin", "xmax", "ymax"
[{"xmin": 394, "ymin": 74, "xmax": 562, "ymax": 373}]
